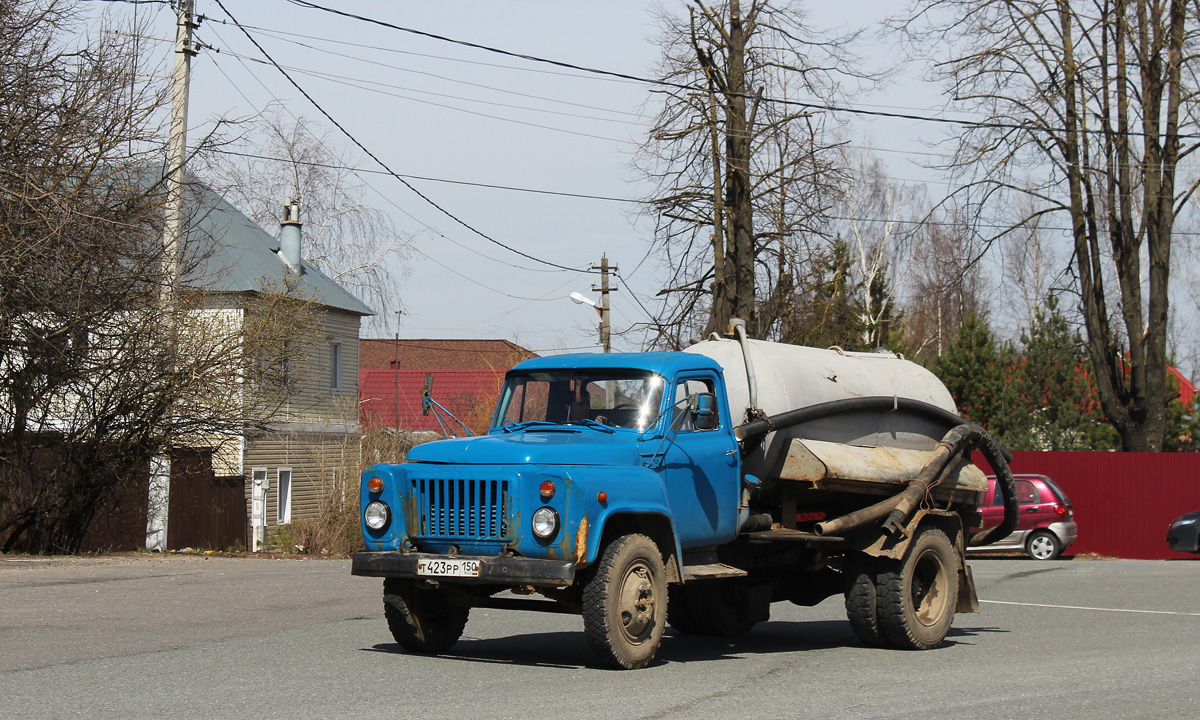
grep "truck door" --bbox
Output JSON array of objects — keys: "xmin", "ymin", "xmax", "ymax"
[{"xmin": 657, "ymin": 374, "xmax": 740, "ymax": 548}]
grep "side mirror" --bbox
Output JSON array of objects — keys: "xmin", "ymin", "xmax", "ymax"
[{"xmin": 691, "ymin": 392, "xmax": 718, "ymax": 430}]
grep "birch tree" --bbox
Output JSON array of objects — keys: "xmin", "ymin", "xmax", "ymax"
[
  {"xmin": 836, "ymin": 150, "xmax": 919, "ymax": 348},
  {"xmin": 201, "ymin": 110, "xmax": 410, "ymax": 330}
]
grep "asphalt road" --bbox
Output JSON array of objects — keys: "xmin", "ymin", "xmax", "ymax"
[{"xmin": 2, "ymin": 553, "xmax": 1197, "ymax": 720}]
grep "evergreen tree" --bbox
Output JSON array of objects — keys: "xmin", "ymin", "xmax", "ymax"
[
  {"xmin": 781, "ymin": 237, "xmax": 865, "ymax": 350},
  {"xmin": 1008, "ymin": 298, "xmax": 1113, "ymax": 450},
  {"xmin": 936, "ymin": 312, "xmax": 1004, "ymax": 428}
]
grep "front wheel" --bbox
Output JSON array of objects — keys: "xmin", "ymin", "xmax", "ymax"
[
  {"xmin": 383, "ymin": 578, "xmax": 470, "ymax": 654},
  {"xmin": 1026, "ymin": 530, "xmax": 1063, "ymax": 560},
  {"xmin": 877, "ymin": 526, "xmax": 959, "ymax": 650},
  {"xmin": 582, "ymin": 534, "xmax": 667, "ymax": 669}
]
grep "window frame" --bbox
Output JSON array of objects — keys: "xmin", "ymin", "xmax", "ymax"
[
  {"xmin": 276, "ymin": 467, "xmax": 293, "ymax": 524},
  {"xmin": 329, "ymin": 340, "xmax": 343, "ymax": 393}
]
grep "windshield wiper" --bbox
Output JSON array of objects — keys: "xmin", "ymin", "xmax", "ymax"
[
  {"xmin": 568, "ymin": 418, "xmax": 616, "ymax": 434},
  {"xmin": 499, "ymin": 420, "xmax": 559, "ymax": 433}
]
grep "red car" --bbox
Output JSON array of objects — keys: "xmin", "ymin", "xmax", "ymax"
[{"xmin": 969, "ymin": 474, "xmax": 1078, "ymax": 560}]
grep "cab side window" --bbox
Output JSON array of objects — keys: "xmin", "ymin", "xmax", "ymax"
[{"xmin": 672, "ymin": 378, "xmax": 716, "ymax": 432}]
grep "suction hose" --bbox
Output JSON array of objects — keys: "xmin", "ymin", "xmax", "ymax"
[
  {"xmin": 736, "ymin": 398, "xmax": 1018, "ymax": 544},
  {"xmin": 733, "ymin": 395, "xmax": 1012, "ymax": 465}
]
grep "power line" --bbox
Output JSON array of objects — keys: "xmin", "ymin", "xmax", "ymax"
[
  {"xmin": 286, "ymin": 0, "xmax": 1200, "ymax": 142},
  {"xmin": 211, "ymin": 47, "xmax": 640, "ymax": 130},
  {"xmin": 211, "ymin": 0, "xmax": 592, "ymax": 275},
  {"xmin": 202, "ymin": 16, "xmax": 639, "ymax": 85},
  {"xmin": 205, "ymin": 20, "xmax": 649, "ymax": 120},
  {"xmin": 207, "ymin": 148, "xmax": 629, "ymax": 202},
  {"xmin": 201, "ymin": 30, "xmax": 562, "ymax": 277}
]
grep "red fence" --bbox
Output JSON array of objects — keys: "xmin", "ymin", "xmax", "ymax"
[{"xmin": 975, "ymin": 451, "xmax": 1200, "ymax": 560}]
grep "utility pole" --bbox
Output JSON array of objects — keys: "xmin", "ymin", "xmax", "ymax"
[
  {"xmin": 164, "ymin": 0, "xmax": 196, "ymax": 286},
  {"xmin": 593, "ymin": 255, "xmax": 617, "ymax": 353},
  {"xmin": 394, "ymin": 310, "xmax": 402, "ymax": 429},
  {"xmin": 147, "ymin": 0, "xmax": 196, "ymax": 553}
]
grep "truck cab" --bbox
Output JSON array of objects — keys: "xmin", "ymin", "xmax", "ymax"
[{"xmin": 358, "ymin": 351, "xmax": 740, "ymax": 564}]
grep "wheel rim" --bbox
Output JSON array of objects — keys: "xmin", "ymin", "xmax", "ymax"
[
  {"xmin": 1029, "ymin": 535, "xmax": 1055, "ymax": 559},
  {"xmin": 910, "ymin": 547, "xmax": 950, "ymax": 627},
  {"xmin": 617, "ymin": 561, "xmax": 656, "ymax": 644}
]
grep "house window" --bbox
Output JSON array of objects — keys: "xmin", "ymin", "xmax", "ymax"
[
  {"xmin": 277, "ymin": 468, "xmax": 292, "ymax": 524},
  {"xmin": 330, "ymin": 341, "xmax": 343, "ymax": 393}
]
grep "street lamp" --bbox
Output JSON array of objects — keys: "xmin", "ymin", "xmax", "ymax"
[
  {"xmin": 571, "ymin": 291, "xmax": 608, "ymax": 352},
  {"xmin": 570, "ymin": 292, "xmax": 600, "ymax": 312}
]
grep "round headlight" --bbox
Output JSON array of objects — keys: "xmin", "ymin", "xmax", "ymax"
[
  {"xmin": 531, "ymin": 506, "xmax": 559, "ymax": 539},
  {"xmin": 364, "ymin": 501, "xmax": 390, "ymax": 530}
]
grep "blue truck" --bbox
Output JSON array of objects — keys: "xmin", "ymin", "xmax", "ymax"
[{"xmin": 352, "ymin": 330, "xmax": 1018, "ymax": 669}]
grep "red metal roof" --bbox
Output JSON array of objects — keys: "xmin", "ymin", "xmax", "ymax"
[
  {"xmin": 360, "ymin": 368, "xmax": 507, "ymax": 434},
  {"xmin": 359, "ymin": 339, "xmax": 536, "ymax": 371}
]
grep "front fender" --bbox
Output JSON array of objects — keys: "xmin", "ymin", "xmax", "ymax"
[{"xmin": 559, "ymin": 466, "xmax": 681, "ymax": 572}]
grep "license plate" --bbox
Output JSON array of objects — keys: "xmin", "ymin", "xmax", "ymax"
[{"xmin": 416, "ymin": 558, "xmax": 481, "ymax": 578}]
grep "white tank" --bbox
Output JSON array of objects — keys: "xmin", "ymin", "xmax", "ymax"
[{"xmin": 684, "ymin": 337, "xmax": 959, "ymax": 478}]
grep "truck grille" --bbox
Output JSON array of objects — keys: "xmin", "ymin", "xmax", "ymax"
[{"xmin": 411, "ymin": 477, "xmax": 509, "ymax": 540}]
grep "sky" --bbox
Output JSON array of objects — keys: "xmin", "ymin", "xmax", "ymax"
[{"xmin": 107, "ymin": 0, "xmax": 969, "ymax": 356}]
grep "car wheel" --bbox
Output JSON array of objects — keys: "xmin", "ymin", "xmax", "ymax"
[{"xmin": 1026, "ymin": 530, "xmax": 1063, "ymax": 561}]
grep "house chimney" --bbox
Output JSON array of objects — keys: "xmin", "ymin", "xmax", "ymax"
[{"xmin": 279, "ymin": 198, "xmax": 302, "ymax": 270}]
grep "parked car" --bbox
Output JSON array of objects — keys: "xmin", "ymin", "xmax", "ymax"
[
  {"xmin": 968, "ymin": 474, "xmax": 1077, "ymax": 560},
  {"xmin": 1166, "ymin": 511, "xmax": 1200, "ymax": 553}
]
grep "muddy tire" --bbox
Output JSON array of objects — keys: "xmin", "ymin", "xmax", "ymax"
[
  {"xmin": 382, "ymin": 578, "xmax": 470, "ymax": 654},
  {"xmin": 582, "ymin": 534, "xmax": 667, "ymax": 669},
  {"xmin": 844, "ymin": 556, "xmax": 887, "ymax": 648},
  {"xmin": 876, "ymin": 526, "xmax": 958, "ymax": 650},
  {"xmin": 1026, "ymin": 530, "xmax": 1062, "ymax": 561}
]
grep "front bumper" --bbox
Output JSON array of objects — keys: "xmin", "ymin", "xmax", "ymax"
[
  {"xmin": 352, "ymin": 551, "xmax": 576, "ymax": 586},
  {"xmin": 1166, "ymin": 523, "xmax": 1200, "ymax": 553}
]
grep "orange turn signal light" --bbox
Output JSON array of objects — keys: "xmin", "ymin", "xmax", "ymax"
[
  {"xmin": 367, "ymin": 476, "xmax": 384, "ymax": 494},
  {"xmin": 596, "ymin": 491, "xmax": 608, "ymax": 505},
  {"xmin": 540, "ymin": 480, "xmax": 556, "ymax": 500}
]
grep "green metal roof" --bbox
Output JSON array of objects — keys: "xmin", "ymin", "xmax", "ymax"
[{"xmin": 181, "ymin": 179, "xmax": 374, "ymax": 317}]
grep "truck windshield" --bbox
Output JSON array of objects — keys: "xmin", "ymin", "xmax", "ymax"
[{"xmin": 493, "ymin": 370, "xmax": 665, "ymax": 431}]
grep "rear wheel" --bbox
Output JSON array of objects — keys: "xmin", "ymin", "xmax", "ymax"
[
  {"xmin": 1026, "ymin": 530, "xmax": 1063, "ymax": 560},
  {"xmin": 582, "ymin": 534, "xmax": 667, "ymax": 669},
  {"xmin": 844, "ymin": 556, "xmax": 887, "ymax": 648},
  {"xmin": 382, "ymin": 578, "xmax": 470, "ymax": 654},
  {"xmin": 877, "ymin": 526, "xmax": 959, "ymax": 650}
]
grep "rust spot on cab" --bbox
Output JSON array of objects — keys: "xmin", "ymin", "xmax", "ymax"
[{"xmin": 573, "ymin": 515, "xmax": 589, "ymax": 565}]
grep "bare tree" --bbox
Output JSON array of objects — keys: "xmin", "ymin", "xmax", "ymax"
[
  {"xmin": 636, "ymin": 0, "xmax": 864, "ymax": 345},
  {"xmin": 0, "ymin": 2, "xmax": 320, "ymax": 552},
  {"xmin": 199, "ymin": 109, "xmax": 410, "ymax": 331},
  {"xmin": 904, "ymin": 207, "xmax": 990, "ymax": 362},
  {"xmin": 999, "ymin": 192, "xmax": 1066, "ymax": 332},
  {"xmin": 901, "ymin": 0, "xmax": 1200, "ymax": 450},
  {"xmin": 836, "ymin": 149, "xmax": 920, "ymax": 348}
]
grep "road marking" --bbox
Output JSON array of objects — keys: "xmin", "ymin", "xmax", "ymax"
[{"xmin": 981, "ymin": 599, "xmax": 1200, "ymax": 617}]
